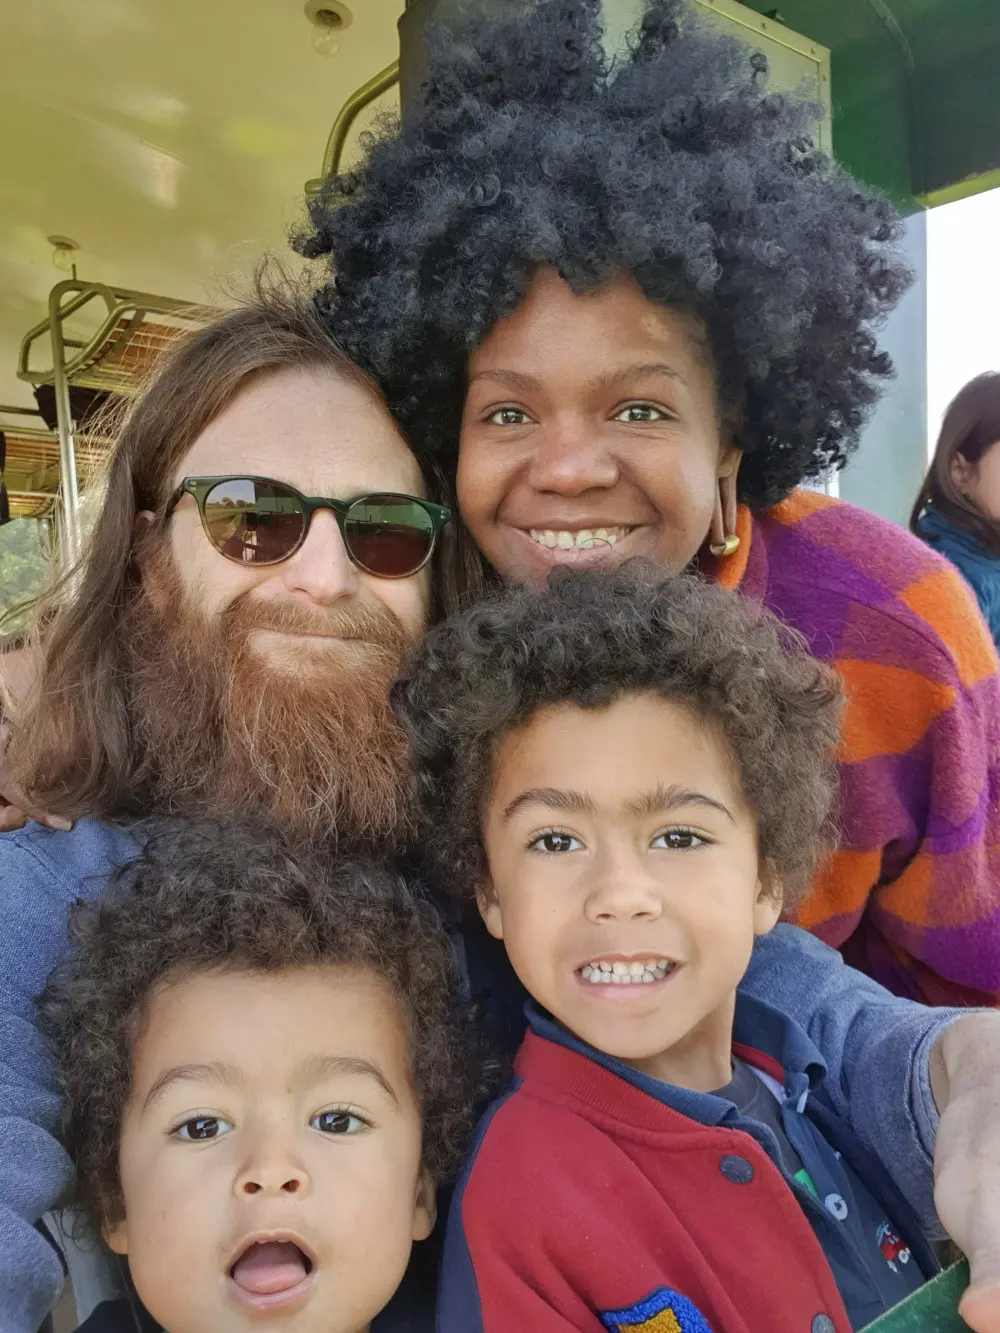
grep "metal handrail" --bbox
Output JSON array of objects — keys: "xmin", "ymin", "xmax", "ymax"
[
  {"xmin": 18, "ymin": 280, "xmax": 216, "ymax": 391},
  {"xmin": 305, "ymin": 59, "xmax": 400, "ymax": 194}
]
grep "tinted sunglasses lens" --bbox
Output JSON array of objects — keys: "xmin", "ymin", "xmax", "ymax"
[
  {"xmin": 201, "ymin": 479, "xmax": 305, "ymax": 565},
  {"xmin": 344, "ymin": 495, "xmax": 436, "ymax": 576}
]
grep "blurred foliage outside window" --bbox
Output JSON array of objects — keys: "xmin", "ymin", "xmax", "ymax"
[
  {"xmin": 0, "ymin": 519, "xmax": 53, "ymax": 630},
  {"xmin": 0, "ymin": 488, "xmax": 103, "ymax": 631}
]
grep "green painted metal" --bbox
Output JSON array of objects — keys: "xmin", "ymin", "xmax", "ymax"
[
  {"xmin": 865, "ymin": 1260, "xmax": 970, "ymax": 1332},
  {"xmin": 400, "ymin": 0, "xmax": 1000, "ymax": 212},
  {"xmin": 737, "ymin": 0, "xmax": 1000, "ymax": 212}
]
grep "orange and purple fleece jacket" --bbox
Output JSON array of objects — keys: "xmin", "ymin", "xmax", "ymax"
[{"xmin": 709, "ymin": 490, "xmax": 1000, "ymax": 1007}]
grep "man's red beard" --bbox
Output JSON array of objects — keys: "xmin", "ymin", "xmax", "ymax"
[{"xmin": 124, "ymin": 553, "xmax": 417, "ymax": 849}]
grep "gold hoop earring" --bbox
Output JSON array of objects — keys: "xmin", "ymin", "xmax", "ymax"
[{"xmin": 709, "ymin": 534, "xmax": 741, "ymax": 557}]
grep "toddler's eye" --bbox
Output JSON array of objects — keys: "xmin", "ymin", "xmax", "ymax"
[
  {"xmin": 529, "ymin": 830, "xmax": 583, "ymax": 854},
  {"xmin": 652, "ymin": 829, "xmax": 706, "ymax": 851},
  {"xmin": 311, "ymin": 1110, "xmax": 368, "ymax": 1135},
  {"xmin": 615, "ymin": 403, "xmax": 666, "ymax": 423},
  {"xmin": 175, "ymin": 1116, "xmax": 232, "ymax": 1141},
  {"xmin": 488, "ymin": 406, "xmax": 530, "ymax": 426}
]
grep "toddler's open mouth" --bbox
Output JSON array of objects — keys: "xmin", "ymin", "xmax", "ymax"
[{"xmin": 228, "ymin": 1237, "xmax": 316, "ymax": 1310}]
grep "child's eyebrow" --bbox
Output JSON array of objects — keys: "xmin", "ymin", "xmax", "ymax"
[
  {"xmin": 299, "ymin": 1054, "xmax": 400, "ymax": 1106},
  {"xmin": 625, "ymin": 783, "xmax": 737, "ymax": 825},
  {"xmin": 502, "ymin": 788, "xmax": 597, "ymax": 821},
  {"xmin": 142, "ymin": 1060, "xmax": 248, "ymax": 1113},
  {"xmin": 502, "ymin": 784, "xmax": 736, "ymax": 824},
  {"xmin": 140, "ymin": 1056, "xmax": 401, "ymax": 1116}
]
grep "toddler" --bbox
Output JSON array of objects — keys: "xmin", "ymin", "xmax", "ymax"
[{"xmin": 40, "ymin": 821, "xmax": 472, "ymax": 1333}]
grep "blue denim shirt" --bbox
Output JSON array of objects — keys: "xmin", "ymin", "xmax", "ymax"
[{"xmin": 0, "ymin": 819, "xmax": 965, "ymax": 1331}]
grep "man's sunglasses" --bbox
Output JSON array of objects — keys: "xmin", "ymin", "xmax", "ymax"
[{"xmin": 164, "ymin": 476, "xmax": 452, "ymax": 579}]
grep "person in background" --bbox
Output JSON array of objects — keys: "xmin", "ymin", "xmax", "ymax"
[
  {"xmin": 0, "ymin": 633, "xmax": 67, "ymax": 832},
  {"xmin": 912, "ymin": 373, "xmax": 1000, "ymax": 650}
]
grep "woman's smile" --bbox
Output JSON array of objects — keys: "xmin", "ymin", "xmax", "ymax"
[{"xmin": 458, "ymin": 271, "xmax": 737, "ymax": 581}]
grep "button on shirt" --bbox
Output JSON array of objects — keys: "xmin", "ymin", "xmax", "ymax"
[{"xmin": 714, "ymin": 1058, "xmax": 926, "ymax": 1326}]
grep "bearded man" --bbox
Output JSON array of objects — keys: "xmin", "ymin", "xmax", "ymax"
[{"xmin": 6, "ymin": 301, "xmax": 440, "ymax": 848}]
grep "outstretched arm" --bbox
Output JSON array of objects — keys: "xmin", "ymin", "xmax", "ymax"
[
  {"xmin": 743, "ymin": 924, "xmax": 1000, "ymax": 1331},
  {"xmin": 930, "ymin": 1013, "xmax": 1000, "ymax": 1332},
  {"xmin": 743, "ymin": 924, "xmax": 961, "ymax": 1231}
]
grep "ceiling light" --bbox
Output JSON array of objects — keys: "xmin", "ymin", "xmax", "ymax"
[
  {"xmin": 48, "ymin": 235, "xmax": 80, "ymax": 275},
  {"xmin": 304, "ymin": 0, "xmax": 352, "ymax": 56}
]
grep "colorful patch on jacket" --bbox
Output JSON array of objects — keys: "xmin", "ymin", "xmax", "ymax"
[
  {"xmin": 876, "ymin": 1222, "xmax": 911, "ymax": 1273},
  {"xmin": 599, "ymin": 1286, "xmax": 714, "ymax": 1332}
]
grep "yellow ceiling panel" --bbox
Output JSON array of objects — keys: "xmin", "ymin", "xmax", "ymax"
[{"xmin": 0, "ymin": 0, "xmax": 404, "ymax": 411}]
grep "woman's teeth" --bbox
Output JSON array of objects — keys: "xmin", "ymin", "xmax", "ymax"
[
  {"xmin": 580, "ymin": 960, "xmax": 674, "ymax": 985},
  {"xmin": 528, "ymin": 528, "xmax": 627, "ymax": 550}
]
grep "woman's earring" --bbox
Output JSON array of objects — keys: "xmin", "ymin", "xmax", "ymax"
[
  {"xmin": 709, "ymin": 476, "xmax": 740, "ymax": 557},
  {"xmin": 709, "ymin": 533, "xmax": 741, "ymax": 557}
]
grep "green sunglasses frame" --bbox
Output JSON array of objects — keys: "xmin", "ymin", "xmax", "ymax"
[{"xmin": 164, "ymin": 475, "xmax": 452, "ymax": 578}]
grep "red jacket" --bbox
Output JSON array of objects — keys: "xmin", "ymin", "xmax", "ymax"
[{"xmin": 439, "ymin": 1002, "xmax": 935, "ymax": 1333}]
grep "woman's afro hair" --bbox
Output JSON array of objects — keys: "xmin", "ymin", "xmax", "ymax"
[{"xmin": 300, "ymin": 0, "xmax": 912, "ymax": 509}]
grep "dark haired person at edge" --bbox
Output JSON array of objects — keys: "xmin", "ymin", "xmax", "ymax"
[
  {"xmin": 302, "ymin": 0, "xmax": 1000, "ymax": 1011},
  {"xmin": 912, "ymin": 373, "xmax": 1000, "ymax": 650}
]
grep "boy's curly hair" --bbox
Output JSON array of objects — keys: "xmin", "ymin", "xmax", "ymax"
[
  {"xmin": 394, "ymin": 566, "xmax": 843, "ymax": 905},
  {"xmin": 301, "ymin": 0, "xmax": 911, "ymax": 509},
  {"xmin": 39, "ymin": 822, "xmax": 474, "ymax": 1229}
]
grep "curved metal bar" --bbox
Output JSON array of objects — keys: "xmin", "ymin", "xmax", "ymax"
[
  {"xmin": 16, "ymin": 279, "xmax": 217, "ymax": 569},
  {"xmin": 18, "ymin": 280, "xmax": 117, "ymax": 384},
  {"xmin": 304, "ymin": 59, "xmax": 400, "ymax": 195}
]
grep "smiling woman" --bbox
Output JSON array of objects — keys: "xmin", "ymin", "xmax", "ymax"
[
  {"xmin": 458, "ymin": 272, "xmax": 734, "ymax": 585},
  {"xmin": 308, "ymin": 0, "xmax": 1000, "ymax": 1008}
]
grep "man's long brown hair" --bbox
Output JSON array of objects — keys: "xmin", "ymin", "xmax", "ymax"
[
  {"xmin": 910, "ymin": 372, "xmax": 1000, "ymax": 557},
  {"xmin": 9, "ymin": 273, "xmax": 463, "ymax": 819}
]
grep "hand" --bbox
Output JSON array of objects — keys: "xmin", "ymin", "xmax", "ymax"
[
  {"xmin": 0, "ymin": 721, "xmax": 71, "ymax": 832},
  {"xmin": 931, "ymin": 1014, "xmax": 1000, "ymax": 1331}
]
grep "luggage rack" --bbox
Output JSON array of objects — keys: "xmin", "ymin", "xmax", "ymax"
[
  {"xmin": 14, "ymin": 280, "xmax": 216, "ymax": 567},
  {"xmin": 0, "ymin": 411, "xmax": 107, "ymax": 522}
]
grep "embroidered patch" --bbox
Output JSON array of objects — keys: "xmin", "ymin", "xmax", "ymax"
[
  {"xmin": 599, "ymin": 1286, "xmax": 714, "ymax": 1332},
  {"xmin": 876, "ymin": 1221, "xmax": 911, "ymax": 1273}
]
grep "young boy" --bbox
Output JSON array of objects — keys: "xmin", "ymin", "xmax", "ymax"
[
  {"xmin": 396, "ymin": 567, "xmax": 939, "ymax": 1333},
  {"xmin": 39, "ymin": 821, "xmax": 473, "ymax": 1333}
]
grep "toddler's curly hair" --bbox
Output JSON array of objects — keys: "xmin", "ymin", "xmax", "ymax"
[
  {"xmin": 302, "ymin": 0, "xmax": 911, "ymax": 509},
  {"xmin": 394, "ymin": 566, "xmax": 843, "ymax": 905},
  {"xmin": 39, "ymin": 821, "xmax": 474, "ymax": 1229}
]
